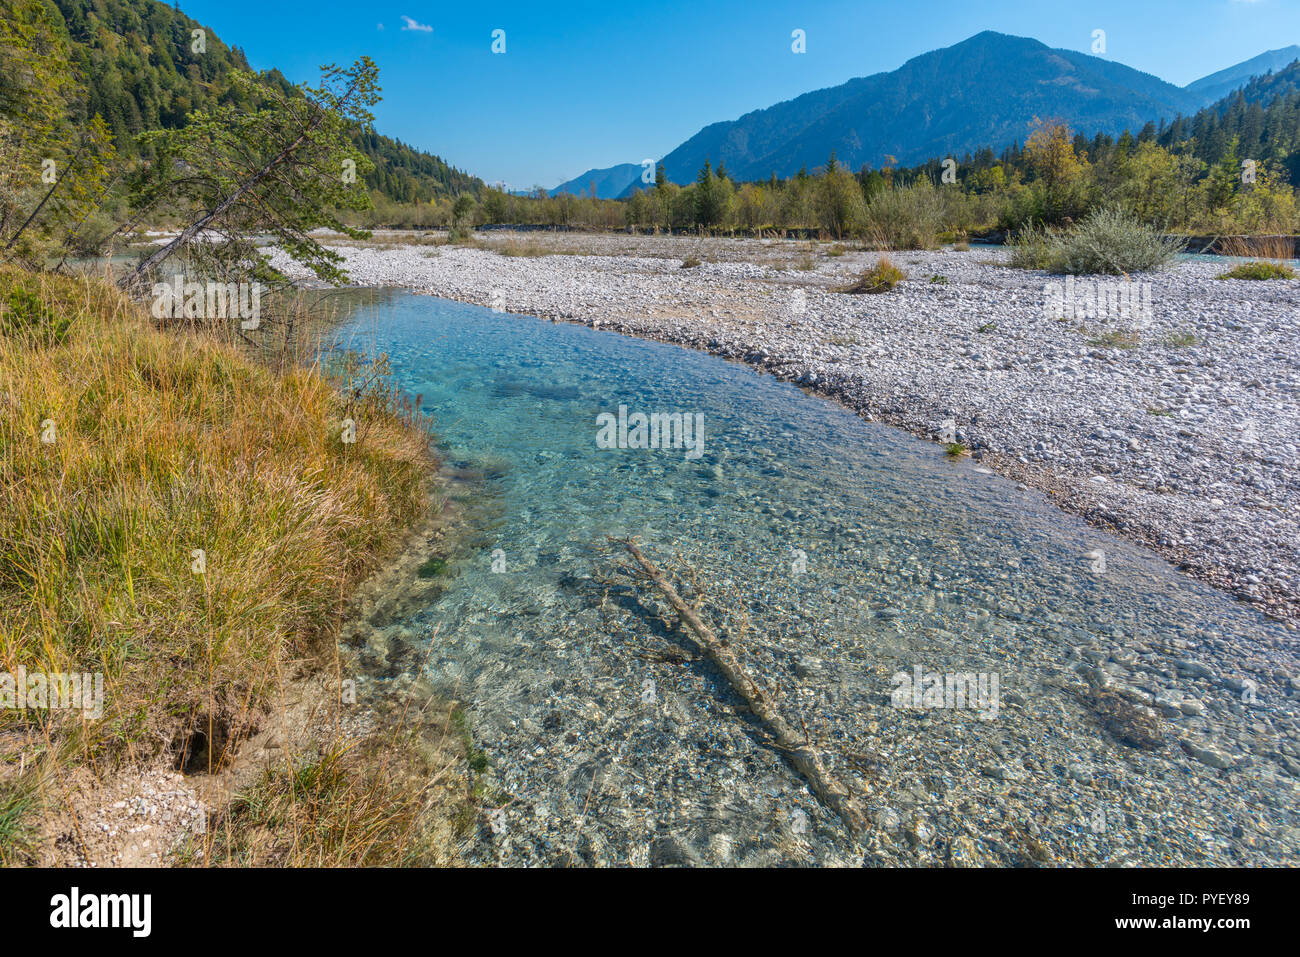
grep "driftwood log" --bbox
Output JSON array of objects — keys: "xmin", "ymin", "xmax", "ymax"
[{"xmin": 616, "ymin": 538, "xmax": 869, "ymax": 838}]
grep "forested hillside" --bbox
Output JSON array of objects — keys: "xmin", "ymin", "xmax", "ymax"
[
  {"xmin": 1160, "ymin": 60, "xmax": 1300, "ymax": 182},
  {"xmin": 47, "ymin": 0, "xmax": 481, "ymax": 201}
]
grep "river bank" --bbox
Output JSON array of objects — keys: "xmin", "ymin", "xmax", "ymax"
[
  {"xmin": 272, "ymin": 230, "xmax": 1300, "ymax": 627},
  {"xmin": 0, "ymin": 267, "xmax": 464, "ymax": 867}
]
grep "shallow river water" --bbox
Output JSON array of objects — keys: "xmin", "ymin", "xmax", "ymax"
[{"xmin": 334, "ymin": 289, "xmax": 1298, "ymax": 867}]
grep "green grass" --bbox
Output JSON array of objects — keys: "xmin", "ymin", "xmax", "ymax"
[
  {"xmin": 1085, "ymin": 328, "xmax": 1141, "ymax": 349},
  {"xmin": 1162, "ymin": 329, "xmax": 1200, "ymax": 347},
  {"xmin": 1215, "ymin": 261, "xmax": 1297, "ymax": 281},
  {"xmin": 0, "ymin": 785, "xmax": 36, "ymax": 865}
]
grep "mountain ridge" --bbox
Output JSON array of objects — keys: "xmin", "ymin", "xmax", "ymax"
[
  {"xmin": 655, "ymin": 32, "xmax": 1206, "ymax": 184},
  {"xmin": 569, "ymin": 31, "xmax": 1300, "ymax": 197},
  {"xmin": 550, "ymin": 163, "xmax": 646, "ymax": 198},
  {"xmin": 1184, "ymin": 45, "xmax": 1300, "ymax": 103}
]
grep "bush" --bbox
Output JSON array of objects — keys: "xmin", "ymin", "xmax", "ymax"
[
  {"xmin": 1008, "ymin": 223, "xmax": 1053, "ymax": 270},
  {"xmin": 1009, "ymin": 208, "xmax": 1182, "ymax": 275},
  {"xmin": 1216, "ymin": 261, "xmax": 1297, "ymax": 280},
  {"xmin": 840, "ymin": 256, "xmax": 905, "ymax": 293},
  {"xmin": 864, "ymin": 181, "xmax": 945, "ymax": 249}
]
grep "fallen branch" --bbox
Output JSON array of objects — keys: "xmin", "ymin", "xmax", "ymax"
[{"xmin": 615, "ymin": 537, "xmax": 869, "ymax": 838}]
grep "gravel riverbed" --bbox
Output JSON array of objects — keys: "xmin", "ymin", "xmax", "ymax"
[{"xmin": 274, "ymin": 230, "xmax": 1300, "ymax": 627}]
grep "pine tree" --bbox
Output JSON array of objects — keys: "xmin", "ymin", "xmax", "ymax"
[{"xmin": 125, "ymin": 58, "xmax": 380, "ymax": 288}]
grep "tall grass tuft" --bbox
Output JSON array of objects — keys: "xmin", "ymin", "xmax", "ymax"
[
  {"xmin": 864, "ymin": 182, "xmax": 946, "ymax": 250},
  {"xmin": 839, "ymin": 255, "xmax": 906, "ymax": 293},
  {"xmin": 1215, "ymin": 235, "xmax": 1298, "ymax": 279}
]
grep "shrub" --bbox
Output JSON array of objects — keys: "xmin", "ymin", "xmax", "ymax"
[
  {"xmin": 1010, "ymin": 208, "xmax": 1182, "ymax": 275},
  {"xmin": 1216, "ymin": 261, "xmax": 1296, "ymax": 280},
  {"xmin": 864, "ymin": 181, "xmax": 945, "ymax": 250},
  {"xmin": 1007, "ymin": 223, "xmax": 1054, "ymax": 270},
  {"xmin": 840, "ymin": 256, "xmax": 905, "ymax": 293}
]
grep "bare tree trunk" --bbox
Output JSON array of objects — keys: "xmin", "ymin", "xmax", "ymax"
[
  {"xmin": 4, "ymin": 140, "xmax": 86, "ymax": 252},
  {"xmin": 120, "ymin": 128, "xmax": 312, "ymax": 290},
  {"xmin": 617, "ymin": 538, "xmax": 870, "ymax": 838}
]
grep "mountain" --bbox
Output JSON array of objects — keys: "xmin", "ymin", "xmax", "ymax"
[
  {"xmin": 550, "ymin": 163, "xmax": 644, "ymax": 198},
  {"xmin": 1161, "ymin": 58, "xmax": 1300, "ymax": 183},
  {"xmin": 1225, "ymin": 58, "xmax": 1300, "ymax": 107},
  {"xmin": 47, "ymin": 0, "xmax": 481, "ymax": 201},
  {"xmin": 650, "ymin": 32, "xmax": 1215, "ymax": 185},
  {"xmin": 1186, "ymin": 46, "xmax": 1300, "ymax": 106}
]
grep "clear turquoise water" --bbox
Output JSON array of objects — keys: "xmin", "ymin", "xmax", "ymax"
[
  {"xmin": 332, "ymin": 290, "xmax": 1296, "ymax": 866},
  {"xmin": 1177, "ymin": 251, "xmax": 1299, "ymax": 265}
]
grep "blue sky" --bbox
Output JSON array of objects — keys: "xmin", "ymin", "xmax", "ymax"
[{"xmin": 179, "ymin": 0, "xmax": 1300, "ymax": 190}]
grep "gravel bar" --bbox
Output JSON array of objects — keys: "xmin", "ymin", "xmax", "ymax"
[{"xmin": 273, "ymin": 231, "xmax": 1300, "ymax": 626}]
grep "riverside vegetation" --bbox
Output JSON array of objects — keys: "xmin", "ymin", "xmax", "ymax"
[
  {"xmin": 0, "ymin": 0, "xmax": 472, "ymax": 865},
  {"xmin": 392, "ymin": 109, "xmax": 1300, "ymax": 247},
  {"xmin": 0, "ymin": 266, "xmax": 467, "ymax": 866}
]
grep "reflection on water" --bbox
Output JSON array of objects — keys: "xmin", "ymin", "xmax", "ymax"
[{"xmin": 333, "ymin": 290, "xmax": 1297, "ymax": 867}]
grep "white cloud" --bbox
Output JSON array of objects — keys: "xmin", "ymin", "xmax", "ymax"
[{"xmin": 400, "ymin": 15, "xmax": 433, "ymax": 32}]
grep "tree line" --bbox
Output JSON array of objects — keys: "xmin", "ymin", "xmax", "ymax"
[{"xmin": 436, "ymin": 66, "xmax": 1300, "ymax": 241}]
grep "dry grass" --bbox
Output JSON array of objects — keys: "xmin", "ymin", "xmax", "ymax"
[
  {"xmin": 196, "ymin": 708, "xmax": 465, "ymax": 867},
  {"xmin": 1216, "ymin": 234, "xmax": 1297, "ymax": 262},
  {"xmin": 1215, "ymin": 235, "xmax": 1298, "ymax": 280},
  {"xmin": 496, "ymin": 237, "xmax": 574, "ymax": 258},
  {"xmin": 838, "ymin": 255, "xmax": 906, "ymax": 294},
  {"xmin": 0, "ymin": 265, "xmax": 455, "ymax": 865}
]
